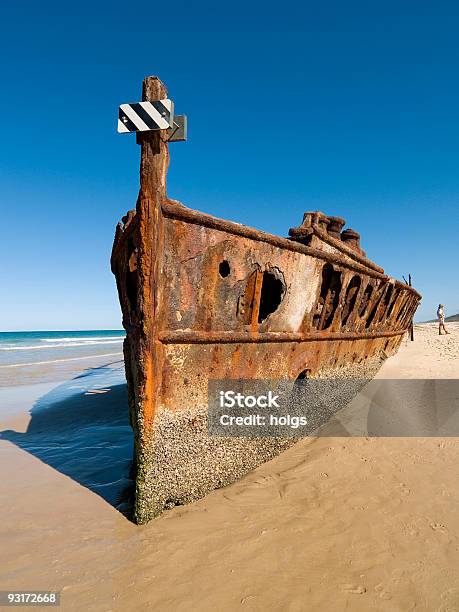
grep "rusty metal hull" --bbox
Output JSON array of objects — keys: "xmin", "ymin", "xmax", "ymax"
[{"xmin": 111, "ymin": 77, "xmax": 421, "ymax": 523}]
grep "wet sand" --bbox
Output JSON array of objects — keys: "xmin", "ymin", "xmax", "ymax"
[{"xmin": 1, "ymin": 324, "xmax": 458, "ymax": 611}]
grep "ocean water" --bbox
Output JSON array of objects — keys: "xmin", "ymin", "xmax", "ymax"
[
  {"xmin": 0, "ymin": 331, "xmax": 132, "ymax": 514},
  {"xmin": 0, "ymin": 330, "xmax": 126, "ymax": 387}
]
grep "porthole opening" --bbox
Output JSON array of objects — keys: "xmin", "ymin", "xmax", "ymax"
[
  {"xmin": 258, "ymin": 271, "xmax": 285, "ymax": 323},
  {"xmin": 219, "ymin": 260, "xmax": 231, "ymax": 278}
]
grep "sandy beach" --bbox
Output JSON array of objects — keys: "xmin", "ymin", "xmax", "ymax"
[{"xmin": 1, "ymin": 323, "xmax": 458, "ymax": 611}]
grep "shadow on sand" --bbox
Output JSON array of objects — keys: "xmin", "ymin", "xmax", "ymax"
[{"xmin": 0, "ymin": 361, "xmax": 134, "ymax": 517}]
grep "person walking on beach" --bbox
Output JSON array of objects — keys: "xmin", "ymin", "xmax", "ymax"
[{"xmin": 437, "ymin": 304, "xmax": 450, "ymax": 335}]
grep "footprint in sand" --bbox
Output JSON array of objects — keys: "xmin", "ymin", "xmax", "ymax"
[
  {"xmin": 253, "ymin": 474, "xmax": 285, "ymax": 499},
  {"xmin": 341, "ymin": 584, "xmax": 366, "ymax": 594},
  {"xmin": 222, "ymin": 474, "xmax": 284, "ymax": 505},
  {"xmin": 438, "ymin": 587, "xmax": 459, "ymax": 611},
  {"xmin": 375, "ymin": 583, "xmax": 392, "ymax": 600},
  {"xmin": 430, "ymin": 522, "xmax": 448, "ymax": 534},
  {"xmin": 399, "ymin": 482, "xmax": 411, "ymax": 496}
]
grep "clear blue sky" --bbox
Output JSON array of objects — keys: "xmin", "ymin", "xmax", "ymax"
[{"xmin": 1, "ymin": 0, "xmax": 458, "ymax": 330}]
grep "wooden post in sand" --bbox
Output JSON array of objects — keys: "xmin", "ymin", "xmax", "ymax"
[
  {"xmin": 130, "ymin": 78, "xmax": 170, "ymax": 518},
  {"xmin": 409, "ymin": 274, "xmax": 414, "ymax": 341}
]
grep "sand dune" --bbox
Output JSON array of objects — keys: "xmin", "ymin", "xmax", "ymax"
[{"xmin": 0, "ymin": 324, "xmax": 458, "ymax": 611}]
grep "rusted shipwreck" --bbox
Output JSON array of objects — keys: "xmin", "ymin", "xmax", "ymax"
[{"xmin": 111, "ymin": 76, "xmax": 421, "ymax": 523}]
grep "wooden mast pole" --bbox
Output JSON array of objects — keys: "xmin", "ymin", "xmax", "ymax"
[{"xmin": 134, "ymin": 77, "xmax": 169, "ymax": 446}]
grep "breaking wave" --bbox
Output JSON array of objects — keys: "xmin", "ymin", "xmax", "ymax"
[
  {"xmin": 41, "ymin": 337, "xmax": 122, "ymax": 343},
  {"xmin": 0, "ymin": 352, "xmax": 124, "ymax": 368},
  {"xmin": 0, "ymin": 339, "xmax": 124, "ymax": 351}
]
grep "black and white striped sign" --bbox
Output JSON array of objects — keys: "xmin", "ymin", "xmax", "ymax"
[{"xmin": 118, "ymin": 99, "xmax": 174, "ymax": 133}]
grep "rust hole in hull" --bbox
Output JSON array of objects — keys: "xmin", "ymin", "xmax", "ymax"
[
  {"xmin": 258, "ymin": 271, "xmax": 285, "ymax": 323},
  {"xmin": 219, "ymin": 260, "xmax": 231, "ymax": 277},
  {"xmin": 314, "ymin": 263, "xmax": 342, "ymax": 330},
  {"xmin": 342, "ymin": 275, "xmax": 361, "ymax": 327}
]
